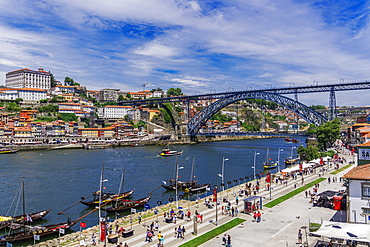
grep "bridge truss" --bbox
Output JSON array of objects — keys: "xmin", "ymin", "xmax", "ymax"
[{"xmin": 187, "ymin": 91, "xmax": 327, "ymax": 136}]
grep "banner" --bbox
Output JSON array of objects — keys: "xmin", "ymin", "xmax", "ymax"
[
  {"xmin": 100, "ymin": 221, "xmax": 106, "ymax": 242},
  {"xmin": 299, "ymin": 163, "xmax": 303, "ymax": 171},
  {"xmin": 212, "ymin": 188, "xmax": 217, "ymax": 202},
  {"xmin": 359, "ymin": 149, "xmax": 370, "ymax": 160},
  {"xmin": 131, "ymin": 208, "xmax": 136, "ymax": 213},
  {"xmin": 34, "ymin": 235, "xmax": 40, "ymax": 241},
  {"xmin": 266, "ymin": 173, "xmax": 271, "ymax": 183},
  {"xmin": 80, "ymin": 222, "xmax": 86, "ymax": 228}
]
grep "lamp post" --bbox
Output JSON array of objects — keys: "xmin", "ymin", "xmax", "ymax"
[
  {"xmin": 175, "ymin": 159, "xmax": 184, "ymax": 209},
  {"xmin": 252, "ymin": 151, "xmax": 260, "ymax": 180},
  {"xmin": 290, "ymin": 146, "xmax": 296, "ymax": 160},
  {"xmin": 277, "ymin": 148, "xmax": 283, "ymax": 173},
  {"xmin": 220, "ymin": 157, "xmax": 228, "ymax": 192},
  {"xmin": 213, "ymin": 185, "xmax": 218, "ymax": 225}
]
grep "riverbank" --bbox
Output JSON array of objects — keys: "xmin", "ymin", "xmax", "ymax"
[
  {"xmin": 30, "ymin": 146, "xmax": 350, "ymax": 247},
  {"xmin": 1, "ymin": 134, "xmax": 295, "ymax": 152}
]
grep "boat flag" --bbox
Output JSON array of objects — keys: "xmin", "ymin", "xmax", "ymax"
[
  {"xmin": 34, "ymin": 234, "xmax": 40, "ymax": 241},
  {"xmin": 59, "ymin": 228, "xmax": 65, "ymax": 234},
  {"xmin": 162, "ymin": 181, "xmax": 167, "ymax": 185},
  {"xmin": 80, "ymin": 222, "xmax": 86, "ymax": 228}
]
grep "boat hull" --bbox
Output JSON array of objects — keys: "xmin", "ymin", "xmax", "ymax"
[
  {"xmin": 80, "ymin": 189, "xmax": 135, "ymax": 206},
  {"xmin": 104, "ymin": 196, "xmax": 151, "ymax": 212}
]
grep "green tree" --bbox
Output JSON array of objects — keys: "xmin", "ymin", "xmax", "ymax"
[
  {"xmin": 6, "ymin": 102, "xmax": 21, "ymax": 112},
  {"xmin": 118, "ymin": 95, "xmax": 125, "ymax": 101},
  {"xmin": 310, "ymin": 105, "xmax": 326, "ymax": 110},
  {"xmin": 297, "ymin": 145, "xmax": 321, "ymax": 162},
  {"xmin": 315, "ymin": 119, "xmax": 341, "ymax": 150},
  {"xmin": 166, "ymin": 88, "xmax": 183, "ymax": 97},
  {"xmin": 39, "ymin": 104, "xmax": 59, "ymax": 113},
  {"xmin": 49, "ymin": 72, "xmax": 58, "ymax": 88},
  {"xmin": 126, "ymin": 93, "xmax": 132, "ymax": 99},
  {"xmin": 58, "ymin": 113, "xmax": 78, "ymax": 122},
  {"xmin": 64, "ymin": 77, "xmax": 75, "ymax": 86}
]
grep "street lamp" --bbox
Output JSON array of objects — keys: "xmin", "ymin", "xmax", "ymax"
[
  {"xmin": 252, "ymin": 151, "xmax": 260, "ymax": 180},
  {"xmin": 220, "ymin": 157, "xmax": 228, "ymax": 192},
  {"xmin": 213, "ymin": 185, "xmax": 218, "ymax": 225},
  {"xmin": 175, "ymin": 159, "xmax": 184, "ymax": 209},
  {"xmin": 277, "ymin": 148, "xmax": 283, "ymax": 173}
]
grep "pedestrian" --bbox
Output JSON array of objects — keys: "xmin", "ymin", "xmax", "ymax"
[
  {"xmin": 231, "ymin": 207, "xmax": 235, "ymax": 217},
  {"xmin": 236, "ymin": 196, "xmax": 239, "ymax": 205},
  {"xmin": 305, "ymin": 190, "xmax": 308, "ymax": 198},
  {"xmin": 226, "ymin": 235, "xmax": 231, "ymax": 247},
  {"xmin": 138, "ymin": 214, "xmax": 142, "ymax": 224},
  {"xmin": 222, "ymin": 234, "xmax": 227, "ymax": 245},
  {"xmin": 157, "ymin": 231, "xmax": 163, "ymax": 246},
  {"xmin": 145, "ymin": 229, "xmax": 153, "ymax": 242},
  {"xmin": 154, "ymin": 221, "xmax": 159, "ymax": 231},
  {"xmin": 174, "ymin": 227, "xmax": 177, "ymax": 237},
  {"xmin": 298, "ymin": 229, "xmax": 302, "ymax": 244},
  {"xmin": 177, "ymin": 226, "xmax": 182, "ymax": 238},
  {"xmin": 257, "ymin": 211, "xmax": 261, "ymax": 223},
  {"xmin": 181, "ymin": 226, "xmax": 186, "ymax": 239},
  {"xmin": 124, "ymin": 243, "xmax": 128, "ymax": 247},
  {"xmin": 91, "ymin": 233, "xmax": 96, "ymax": 246},
  {"xmin": 253, "ymin": 211, "xmax": 257, "ymax": 222}
]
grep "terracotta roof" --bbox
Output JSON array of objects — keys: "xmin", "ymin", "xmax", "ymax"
[
  {"xmin": 343, "ymin": 164, "xmax": 370, "ymax": 180},
  {"xmin": 104, "ymin": 105, "xmax": 132, "ymax": 108},
  {"xmin": 354, "ymin": 142, "xmax": 370, "ymax": 147}
]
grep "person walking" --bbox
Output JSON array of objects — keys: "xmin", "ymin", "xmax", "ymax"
[
  {"xmin": 91, "ymin": 233, "xmax": 96, "ymax": 246},
  {"xmin": 298, "ymin": 229, "xmax": 303, "ymax": 244},
  {"xmin": 181, "ymin": 226, "xmax": 186, "ymax": 239},
  {"xmin": 222, "ymin": 234, "xmax": 227, "ymax": 245},
  {"xmin": 226, "ymin": 235, "xmax": 231, "ymax": 247},
  {"xmin": 177, "ymin": 225, "xmax": 182, "ymax": 238}
]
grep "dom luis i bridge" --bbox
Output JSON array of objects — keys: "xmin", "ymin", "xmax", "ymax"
[{"xmin": 118, "ymin": 81, "xmax": 370, "ymax": 137}]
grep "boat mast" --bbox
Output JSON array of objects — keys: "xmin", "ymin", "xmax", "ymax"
[
  {"xmin": 190, "ymin": 158, "xmax": 195, "ymax": 182},
  {"xmin": 22, "ymin": 181, "xmax": 25, "ymax": 217}
]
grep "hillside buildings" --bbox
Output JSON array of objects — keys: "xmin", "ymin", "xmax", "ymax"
[{"xmin": 6, "ymin": 67, "xmax": 51, "ymax": 90}]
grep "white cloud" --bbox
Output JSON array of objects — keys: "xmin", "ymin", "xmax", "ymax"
[{"xmin": 135, "ymin": 42, "xmax": 178, "ymax": 59}]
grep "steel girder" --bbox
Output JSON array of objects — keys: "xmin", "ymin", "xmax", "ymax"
[{"xmin": 187, "ymin": 91, "xmax": 327, "ymax": 136}]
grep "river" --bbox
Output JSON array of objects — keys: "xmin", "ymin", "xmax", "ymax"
[{"xmin": 0, "ymin": 137, "xmax": 305, "ymax": 245}]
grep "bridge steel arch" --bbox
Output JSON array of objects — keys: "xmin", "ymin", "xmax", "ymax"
[{"xmin": 187, "ymin": 91, "xmax": 327, "ymax": 136}]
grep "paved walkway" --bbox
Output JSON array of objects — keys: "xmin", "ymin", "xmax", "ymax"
[{"xmin": 57, "ymin": 150, "xmax": 353, "ymax": 247}]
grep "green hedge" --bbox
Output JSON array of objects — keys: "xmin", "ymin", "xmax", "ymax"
[
  {"xmin": 330, "ymin": 164, "xmax": 352, "ymax": 175},
  {"xmin": 264, "ymin": 178, "xmax": 326, "ymax": 208},
  {"xmin": 178, "ymin": 218, "xmax": 245, "ymax": 247}
]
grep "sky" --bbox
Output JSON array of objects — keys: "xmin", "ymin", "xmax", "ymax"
[{"xmin": 0, "ymin": 0, "xmax": 370, "ymax": 107}]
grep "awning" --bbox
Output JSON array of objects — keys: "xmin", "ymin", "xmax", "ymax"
[{"xmin": 314, "ymin": 221, "xmax": 370, "ymax": 243}]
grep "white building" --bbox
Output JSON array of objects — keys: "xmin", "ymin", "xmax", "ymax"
[
  {"xmin": 6, "ymin": 67, "xmax": 51, "ymax": 90},
  {"xmin": 343, "ymin": 164, "xmax": 370, "ymax": 224},
  {"xmin": 99, "ymin": 105, "xmax": 133, "ymax": 119},
  {"xmin": 18, "ymin": 88, "xmax": 47, "ymax": 101},
  {"xmin": 0, "ymin": 88, "xmax": 18, "ymax": 100}
]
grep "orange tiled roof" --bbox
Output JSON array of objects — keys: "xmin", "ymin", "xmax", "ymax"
[
  {"xmin": 354, "ymin": 142, "xmax": 370, "ymax": 147},
  {"xmin": 343, "ymin": 163, "xmax": 370, "ymax": 180}
]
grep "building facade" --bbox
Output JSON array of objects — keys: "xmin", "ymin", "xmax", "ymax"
[{"xmin": 6, "ymin": 67, "xmax": 51, "ymax": 90}]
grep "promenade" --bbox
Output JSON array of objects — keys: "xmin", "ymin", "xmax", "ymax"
[{"xmin": 41, "ymin": 151, "xmax": 353, "ymax": 247}]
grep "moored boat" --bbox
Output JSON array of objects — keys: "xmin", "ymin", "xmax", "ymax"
[
  {"xmin": 0, "ymin": 218, "xmax": 78, "ymax": 244},
  {"xmin": 80, "ymin": 189, "xmax": 135, "ymax": 207},
  {"xmin": 292, "ymin": 139, "xmax": 300, "ymax": 143},
  {"xmin": 0, "ymin": 209, "xmax": 51, "ymax": 230},
  {"xmin": 284, "ymin": 157, "xmax": 300, "ymax": 166},
  {"xmin": 0, "ymin": 148, "xmax": 18, "ymax": 154},
  {"xmin": 104, "ymin": 195, "xmax": 151, "ymax": 212},
  {"xmin": 263, "ymin": 162, "xmax": 278, "ymax": 170}
]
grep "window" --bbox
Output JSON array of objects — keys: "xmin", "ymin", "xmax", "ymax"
[
  {"xmin": 362, "ymin": 183, "xmax": 370, "ymax": 199},
  {"xmin": 363, "ymin": 208, "xmax": 370, "ymax": 215}
]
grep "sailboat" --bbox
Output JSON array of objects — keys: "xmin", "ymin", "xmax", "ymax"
[
  {"xmin": 162, "ymin": 158, "xmax": 210, "ymax": 192},
  {"xmin": 0, "ymin": 182, "xmax": 51, "ymax": 230},
  {"xmin": 263, "ymin": 148, "xmax": 278, "ymax": 169},
  {"xmin": 80, "ymin": 167, "xmax": 135, "ymax": 207}
]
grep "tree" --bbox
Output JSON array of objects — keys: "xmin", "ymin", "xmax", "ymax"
[
  {"xmin": 297, "ymin": 145, "xmax": 321, "ymax": 162},
  {"xmin": 64, "ymin": 77, "xmax": 75, "ymax": 86},
  {"xmin": 58, "ymin": 113, "xmax": 78, "ymax": 122},
  {"xmin": 39, "ymin": 104, "xmax": 59, "ymax": 113},
  {"xmin": 118, "ymin": 95, "xmax": 125, "ymax": 101},
  {"xmin": 315, "ymin": 119, "xmax": 341, "ymax": 150},
  {"xmin": 166, "ymin": 88, "xmax": 183, "ymax": 97},
  {"xmin": 49, "ymin": 72, "xmax": 58, "ymax": 87}
]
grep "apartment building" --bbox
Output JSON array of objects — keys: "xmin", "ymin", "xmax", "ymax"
[{"xmin": 6, "ymin": 67, "xmax": 51, "ymax": 90}]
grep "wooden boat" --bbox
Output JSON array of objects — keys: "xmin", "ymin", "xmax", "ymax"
[
  {"xmin": 0, "ymin": 148, "xmax": 18, "ymax": 154},
  {"xmin": 80, "ymin": 189, "xmax": 135, "ymax": 207},
  {"xmin": 263, "ymin": 162, "xmax": 278, "ymax": 169},
  {"xmin": 104, "ymin": 195, "xmax": 151, "ymax": 212},
  {"xmin": 0, "ymin": 209, "xmax": 51, "ymax": 230},
  {"xmin": 0, "ymin": 218, "xmax": 78, "ymax": 244},
  {"xmin": 158, "ymin": 144, "xmax": 183, "ymax": 157},
  {"xmin": 284, "ymin": 138, "xmax": 291, "ymax": 142},
  {"xmin": 284, "ymin": 157, "xmax": 300, "ymax": 166},
  {"xmin": 183, "ymin": 183, "xmax": 211, "ymax": 193},
  {"xmin": 292, "ymin": 139, "xmax": 300, "ymax": 143}
]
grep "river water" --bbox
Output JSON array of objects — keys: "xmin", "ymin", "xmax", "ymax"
[{"xmin": 0, "ymin": 137, "xmax": 305, "ymax": 244}]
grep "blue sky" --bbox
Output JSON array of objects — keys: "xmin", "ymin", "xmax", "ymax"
[{"xmin": 0, "ymin": 0, "xmax": 369, "ymax": 106}]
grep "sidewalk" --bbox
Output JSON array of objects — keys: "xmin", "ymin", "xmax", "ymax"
[{"xmin": 56, "ymin": 152, "xmax": 353, "ymax": 247}]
